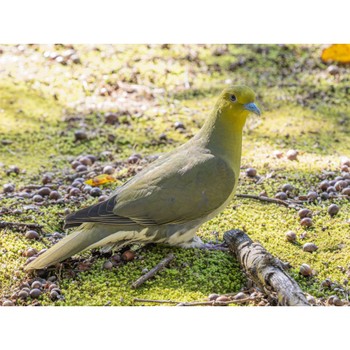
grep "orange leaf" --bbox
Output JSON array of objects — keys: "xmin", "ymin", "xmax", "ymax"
[
  {"xmin": 85, "ymin": 174, "xmax": 116, "ymax": 187},
  {"xmin": 321, "ymin": 44, "xmax": 350, "ymax": 63}
]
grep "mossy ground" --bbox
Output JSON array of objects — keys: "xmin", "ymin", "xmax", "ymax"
[{"xmin": 0, "ymin": 44, "xmax": 349, "ymax": 305}]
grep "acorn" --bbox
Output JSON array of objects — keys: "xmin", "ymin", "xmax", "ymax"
[
  {"xmin": 103, "ymin": 165, "xmax": 115, "ymax": 175},
  {"xmin": 328, "ymin": 204, "xmax": 339, "ymax": 217},
  {"xmin": 18, "ymin": 290, "xmax": 29, "ymax": 300},
  {"xmin": 303, "ymin": 243, "xmax": 318, "ymax": 253},
  {"xmin": 286, "ymin": 149, "xmax": 298, "ymax": 161},
  {"xmin": 122, "ymin": 250, "xmax": 135, "ymax": 262},
  {"xmin": 105, "ymin": 112, "xmax": 119, "ymax": 125},
  {"xmin": 208, "ymin": 293, "xmax": 220, "ymax": 301},
  {"xmin": 30, "ymin": 289, "xmax": 42, "ymax": 299},
  {"xmin": 74, "ymin": 130, "xmax": 87, "ymax": 141},
  {"xmin": 335, "ymin": 180, "xmax": 348, "ymax": 191},
  {"xmin": 3, "ymin": 183, "xmax": 15, "ymax": 193},
  {"xmin": 299, "ymin": 263, "xmax": 313, "ymax": 276},
  {"xmin": 285, "ymin": 231, "xmax": 297, "ymax": 242},
  {"xmin": 300, "ymin": 218, "xmax": 313, "ymax": 227},
  {"xmin": 298, "ymin": 208, "xmax": 312, "ymax": 219},
  {"xmin": 282, "ymin": 183, "xmax": 294, "ymax": 192},
  {"xmin": 33, "ymin": 194, "xmax": 44, "ymax": 203},
  {"xmin": 275, "ymin": 192, "xmax": 288, "ymax": 200},
  {"xmin": 307, "ymin": 295, "xmax": 316, "ymax": 305},
  {"xmin": 90, "ymin": 187, "xmax": 102, "ymax": 197},
  {"xmin": 103, "ymin": 260, "xmax": 113, "ymax": 270},
  {"xmin": 319, "ymin": 180, "xmax": 329, "ymax": 191},
  {"xmin": 216, "ymin": 295, "xmax": 230, "ymax": 302},
  {"xmin": 307, "ymin": 191, "xmax": 318, "ymax": 201},
  {"xmin": 31, "ymin": 281, "xmax": 42, "ymax": 289},
  {"xmin": 24, "ymin": 248, "xmax": 37, "ymax": 257},
  {"xmin": 80, "ymin": 156, "xmax": 92, "ymax": 166},
  {"xmin": 25, "ymin": 230, "xmax": 40, "ymax": 240},
  {"xmin": 246, "ymin": 168, "xmax": 257, "ymax": 177},
  {"xmin": 49, "ymin": 190, "xmax": 61, "ymax": 200}
]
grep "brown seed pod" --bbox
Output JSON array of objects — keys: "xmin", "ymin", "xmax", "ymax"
[
  {"xmin": 319, "ymin": 180, "xmax": 330, "ymax": 191},
  {"xmin": 328, "ymin": 204, "xmax": 340, "ymax": 217},
  {"xmin": 216, "ymin": 295, "xmax": 230, "ymax": 302},
  {"xmin": 282, "ymin": 183, "xmax": 294, "ymax": 192},
  {"xmin": 121, "ymin": 250, "xmax": 135, "ymax": 262},
  {"xmin": 335, "ymin": 180, "xmax": 348, "ymax": 191},
  {"xmin": 285, "ymin": 231, "xmax": 297, "ymax": 242},
  {"xmin": 3, "ymin": 183, "xmax": 15, "ymax": 193},
  {"xmin": 275, "ymin": 192, "xmax": 288, "ymax": 200},
  {"xmin": 246, "ymin": 168, "xmax": 257, "ymax": 177},
  {"xmin": 31, "ymin": 281, "xmax": 42, "ymax": 289},
  {"xmin": 208, "ymin": 294, "xmax": 220, "ymax": 301},
  {"xmin": 30, "ymin": 289, "xmax": 42, "ymax": 299},
  {"xmin": 80, "ymin": 156, "xmax": 93, "ymax": 166},
  {"xmin": 300, "ymin": 218, "xmax": 313, "ymax": 227},
  {"xmin": 49, "ymin": 190, "xmax": 61, "ymax": 200},
  {"xmin": 286, "ymin": 149, "xmax": 298, "ymax": 161},
  {"xmin": 18, "ymin": 290, "xmax": 29, "ymax": 300},
  {"xmin": 2, "ymin": 300, "xmax": 14, "ymax": 306},
  {"xmin": 25, "ymin": 230, "xmax": 40, "ymax": 240},
  {"xmin": 103, "ymin": 260, "xmax": 113, "ymax": 270},
  {"xmin": 307, "ymin": 191, "xmax": 318, "ymax": 201},
  {"xmin": 303, "ymin": 243, "xmax": 318, "ymax": 253},
  {"xmin": 341, "ymin": 188, "xmax": 350, "ymax": 196},
  {"xmin": 299, "ymin": 263, "xmax": 313, "ymax": 276},
  {"xmin": 298, "ymin": 208, "xmax": 312, "ymax": 219},
  {"xmin": 24, "ymin": 248, "xmax": 37, "ymax": 257},
  {"xmin": 103, "ymin": 165, "xmax": 115, "ymax": 175}
]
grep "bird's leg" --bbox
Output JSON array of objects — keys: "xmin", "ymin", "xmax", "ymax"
[
  {"xmin": 199, "ymin": 242, "xmax": 229, "ymax": 251},
  {"xmin": 178, "ymin": 235, "xmax": 229, "ymax": 251}
]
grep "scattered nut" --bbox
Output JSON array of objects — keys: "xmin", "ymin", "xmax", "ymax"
[
  {"xmin": 285, "ymin": 231, "xmax": 297, "ymax": 242},
  {"xmin": 122, "ymin": 250, "xmax": 135, "ymax": 262},
  {"xmin": 299, "ymin": 263, "xmax": 313, "ymax": 276},
  {"xmin": 328, "ymin": 204, "xmax": 339, "ymax": 217},
  {"xmin": 303, "ymin": 243, "xmax": 318, "ymax": 253},
  {"xmin": 286, "ymin": 149, "xmax": 298, "ymax": 161},
  {"xmin": 300, "ymin": 217, "xmax": 313, "ymax": 227}
]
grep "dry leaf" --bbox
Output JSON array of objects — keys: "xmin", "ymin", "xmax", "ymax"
[
  {"xmin": 85, "ymin": 174, "xmax": 116, "ymax": 187},
  {"xmin": 321, "ymin": 44, "xmax": 350, "ymax": 63}
]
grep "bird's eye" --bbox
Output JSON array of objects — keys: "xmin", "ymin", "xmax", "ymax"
[{"xmin": 230, "ymin": 94, "xmax": 237, "ymax": 102}]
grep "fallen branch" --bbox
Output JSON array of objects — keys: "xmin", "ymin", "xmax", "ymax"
[
  {"xmin": 224, "ymin": 229, "xmax": 310, "ymax": 306},
  {"xmin": 177, "ymin": 298, "xmax": 254, "ymax": 306},
  {"xmin": 131, "ymin": 253, "xmax": 175, "ymax": 289},
  {"xmin": 133, "ymin": 298, "xmax": 180, "ymax": 304},
  {"xmin": 0, "ymin": 221, "xmax": 43, "ymax": 231},
  {"xmin": 133, "ymin": 297, "xmax": 254, "ymax": 306},
  {"xmin": 236, "ymin": 194, "xmax": 304, "ymax": 208},
  {"xmin": 19, "ymin": 184, "xmax": 59, "ymax": 190}
]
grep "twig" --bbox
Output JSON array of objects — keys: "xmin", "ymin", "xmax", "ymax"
[
  {"xmin": 236, "ymin": 194, "xmax": 303, "ymax": 208},
  {"xmin": 133, "ymin": 298, "xmax": 180, "ymax": 304},
  {"xmin": 65, "ymin": 166, "xmax": 103, "ymax": 181},
  {"xmin": 131, "ymin": 253, "xmax": 175, "ymax": 289},
  {"xmin": 0, "ymin": 221, "xmax": 43, "ymax": 231},
  {"xmin": 20, "ymin": 184, "xmax": 59, "ymax": 190},
  {"xmin": 133, "ymin": 297, "xmax": 254, "ymax": 306},
  {"xmin": 177, "ymin": 298, "xmax": 254, "ymax": 306}
]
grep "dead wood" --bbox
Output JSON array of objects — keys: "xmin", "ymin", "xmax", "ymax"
[{"xmin": 224, "ymin": 229, "xmax": 310, "ymax": 306}]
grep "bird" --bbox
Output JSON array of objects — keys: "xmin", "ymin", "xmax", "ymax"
[{"xmin": 24, "ymin": 85, "xmax": 261, "ymax": 270}]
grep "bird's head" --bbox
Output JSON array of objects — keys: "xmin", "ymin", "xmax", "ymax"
[{"xmin": 215, "ymin": 85, "xmax": 261, "ymax": 130}]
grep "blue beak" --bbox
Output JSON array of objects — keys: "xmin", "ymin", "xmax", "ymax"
[{"xmin": 244, "ymin": 102, "xmax": 261, "ymax": 116}]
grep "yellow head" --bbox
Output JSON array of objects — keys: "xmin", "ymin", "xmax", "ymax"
[{"xmin": 215, "ymin": 85, "xmax": 261, "ymax": 130}]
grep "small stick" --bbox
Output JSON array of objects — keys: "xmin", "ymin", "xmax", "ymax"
[
  {"xmin": 131, "ymin": 253, "xmax": 175, "ymax": 289},
  {"xmin": 133, "ymin": 298, "xmax": 180, "ymax": 304},
  {"xmin": 177, "ymin": 298, "xmax": 254, "ymax": 306},
  {"xmin": 20, "ymin": 184, "xmax": 59, "ymax": 190},
  {"xmin": 0, "ymin": 221, "xmax": 43, "ymax": 231},
  {"xmin": 236, "ymin": 194, "xmax": 303, "ymax": 207}
]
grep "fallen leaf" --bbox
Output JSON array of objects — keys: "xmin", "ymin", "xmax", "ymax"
[
  {"xmin": 85, "ymin": 174, "xmax": 116, "ymax": 187},
  {"xmin": 321, "ymin": 44, "xmax": 350, "ymax": 64}
]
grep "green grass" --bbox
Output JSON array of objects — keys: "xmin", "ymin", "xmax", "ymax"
[{"xmin": 1, "ymin": 44, "xmax": 349, "ymax": 305}]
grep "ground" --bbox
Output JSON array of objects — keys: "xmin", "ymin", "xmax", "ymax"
[{"xmin": 0, "ymin": 44, "xmax": 349, "ymax": 306}]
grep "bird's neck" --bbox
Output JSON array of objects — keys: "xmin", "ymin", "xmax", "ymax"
[{"xmin": 195, "ymin": 109, "xmax": 246, "ymax": 174}]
